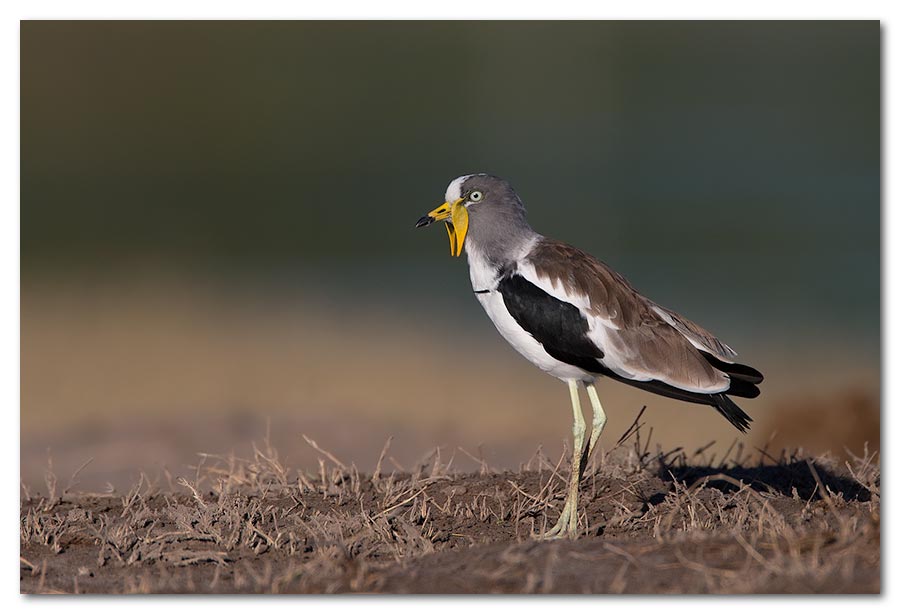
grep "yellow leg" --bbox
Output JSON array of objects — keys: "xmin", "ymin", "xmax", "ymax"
[
  {"xmin": 541, "ymin": 380, "xmax": 585, "ymax": 540},
  {"xmin": 578, "ymin": 382, "xmax": 608, "ymax": 481}
]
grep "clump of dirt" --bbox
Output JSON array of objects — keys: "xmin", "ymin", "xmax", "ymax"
[{"xmin": 20, "ymin": 431, "xmax": 880, "ymax": 594}]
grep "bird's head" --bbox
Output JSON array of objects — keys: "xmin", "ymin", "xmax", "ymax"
[{"xmin": 415, "ymin": 174, "xmax": 527, "ymax": 257}]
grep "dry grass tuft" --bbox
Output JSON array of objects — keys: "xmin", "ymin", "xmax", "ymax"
[{"xmin": 21, "ymin": 425, "xmax": 879, "ymax": 594}]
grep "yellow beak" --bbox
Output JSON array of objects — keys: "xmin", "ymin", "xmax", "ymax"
[{"xmin": 414, "ymin": 198, "xmax": 469, "ymax": 257}]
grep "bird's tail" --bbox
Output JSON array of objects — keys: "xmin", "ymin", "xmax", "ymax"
[
  {"xmin": 594, "ymin": 364, "xmax": 756, "ymax": 433},
  {"xmin": 710, "ymin": 393, "xmax": 753, "ymax": 433}
]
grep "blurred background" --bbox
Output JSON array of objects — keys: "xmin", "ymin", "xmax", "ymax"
[{"xmin": 21, "ymin": 21, "xmax": 879, "ymax": 491}]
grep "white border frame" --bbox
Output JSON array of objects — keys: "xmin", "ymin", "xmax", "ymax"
[{"xmin": 4, "ymin": 2, "xmax": 892, "ymax": 610}]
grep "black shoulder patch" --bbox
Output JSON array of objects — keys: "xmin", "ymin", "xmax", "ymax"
[{"xmin": 497, "ymin": 273, "xmax": 604, "ymax": 373}]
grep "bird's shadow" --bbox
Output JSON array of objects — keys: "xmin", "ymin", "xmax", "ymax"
[{"xmin": 656, "ymin": 459, "xmax": 872, "ymax": 502}]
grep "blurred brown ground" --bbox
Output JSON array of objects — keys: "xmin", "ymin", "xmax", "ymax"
[{"xmin": 20, "ymin": 276, "xmax": 880, "ymax": 493}]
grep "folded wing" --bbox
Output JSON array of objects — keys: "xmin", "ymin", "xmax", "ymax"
[{"xmin": 500, "ymin": 238, "xmax": 763, "ymax": 432}]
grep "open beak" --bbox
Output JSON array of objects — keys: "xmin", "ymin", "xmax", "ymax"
[{"xmin": 415, "ymin": 198, "xmax": 469, "ymax": 257}]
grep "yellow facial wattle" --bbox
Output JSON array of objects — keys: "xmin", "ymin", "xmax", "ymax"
[{"xmin": 422, "ymin": 198, "xmax": 468, "ymax": 257}]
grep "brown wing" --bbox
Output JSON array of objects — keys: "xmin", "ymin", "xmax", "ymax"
[
  {"xmin": 647, "ymin": 302, "xmax": 737, "ymax": 360},
  {"xmin": 525, "ymin": 239, "xmax": 733, "ymax": 393}
]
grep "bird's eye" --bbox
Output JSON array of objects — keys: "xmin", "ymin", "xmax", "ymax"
[{"xmin": 469, "ymin": 191, "xmax": 483, "ymax": 202}]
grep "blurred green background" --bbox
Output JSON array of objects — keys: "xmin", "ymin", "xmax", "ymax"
[{"xmin": 21, "ymin": 21, "xmax": 879, "ymax": 490}]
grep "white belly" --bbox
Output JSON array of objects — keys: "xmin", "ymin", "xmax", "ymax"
[{"xmin": 467, "ymin": 243, "xmax": 592, "ymax": 382}]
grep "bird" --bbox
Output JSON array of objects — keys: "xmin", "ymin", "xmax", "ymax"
[{"xmin": 415, "ymin": 173, "xmax": 763, "ymax": 539}]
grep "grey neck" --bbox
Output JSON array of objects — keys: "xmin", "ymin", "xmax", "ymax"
[{"xmin": 464, "ymin": 209, "xmax": 540, "ymax": 268}]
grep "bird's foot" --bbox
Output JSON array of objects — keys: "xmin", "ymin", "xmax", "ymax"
[{"xmin": 539, "ymin": 500, "xmax": 579, "ymax": 540}]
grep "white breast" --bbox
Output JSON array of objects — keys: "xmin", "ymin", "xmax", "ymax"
[{"xmin": 465, "ymin": 244, "xmax": 592, "ymax": 382}]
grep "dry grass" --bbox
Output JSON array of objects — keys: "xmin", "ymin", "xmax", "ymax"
[{"xmin": 20, "ymin": 424, "xmax": 880, "ymax": 594}]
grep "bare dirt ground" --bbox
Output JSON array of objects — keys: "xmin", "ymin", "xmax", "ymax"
[{"xmin": 20, "ymin": 425, "xmax": 880, "ymax": 595}]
